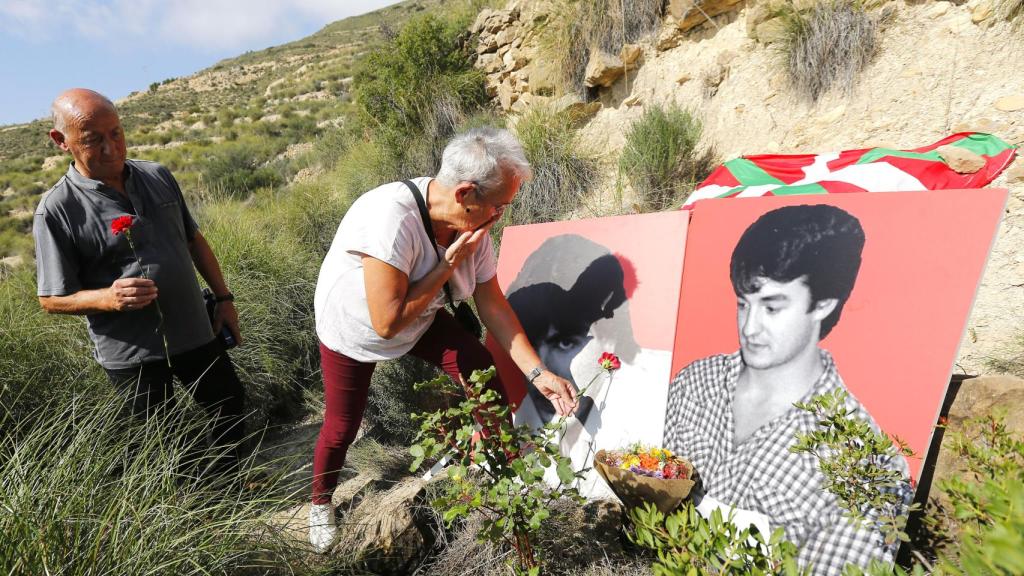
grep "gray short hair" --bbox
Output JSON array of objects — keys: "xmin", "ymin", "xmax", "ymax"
[{"xmin": 436, "ymin": 127, "xmax": 532, "ymax": 197}]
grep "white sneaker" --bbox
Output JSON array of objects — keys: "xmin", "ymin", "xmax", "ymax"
[{"xmin": 309, "ymin": 502, "xmax": 337, "ymax": 553}]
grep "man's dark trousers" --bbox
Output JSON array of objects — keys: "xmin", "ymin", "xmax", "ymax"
[{"xmin": 105, "ymin": 339, "xmax": 246, "ymax": 474}]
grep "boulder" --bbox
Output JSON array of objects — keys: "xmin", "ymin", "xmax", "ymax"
[
  {"xmin": 337, "ymin": 478, "xmax": 435, "ymax": 575},
  {"xmin": 41, "ymin": 154, "xmax": 65, "ymax": 171},
  {"xmin": 745, "ymin": 0, "xmax": 788, "ymax": 34},
  {"xmin": 498, "ymin": 79, "xmax": 518, "ymax": 111},
  {"xmin": 502, "ymin": 48, "xmax": 529, "ymax": 71},
  {"xmin": 657, "ymin": 24, "xmax": 684, "ymax": 51},
  {"xmin": 476, "ymin": 31, "xmax": 499, "ymax": 54},
  {"xmin": 937, "ymin": 145, "xmax": 987, "ymax": 174},
  {"xmin": 477, "ymin": 53, "xmax": 502, "ymax": 74},
  {"xmin": 669, "ymin": 0, "xmax": 746, "ymax": 32},
  {"xmin": 584, "ymin": 50, "xmax": 625, "ymax": 88},
  {"xmin": 526, "ymin": 60, "xmax": 561, "ymax": 96},
  {"xmin": 472, "ymin": 8, "xmax": 517, "ymax": 35},
  {"xmin": 623, "ymin": 94, "xmax": 643, "ymax": 107},
  {"xmin": 494, "ymin": 28, "xmax": 512, "ymax": 48},
  {"xmin": 620, "ymin": 44, "xmax": 643, "ymax": 67},
  {"xmin": 554, "ymin": 93, "xmax": 602, "ymax": 119}
]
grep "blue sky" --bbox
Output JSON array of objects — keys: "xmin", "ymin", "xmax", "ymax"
[{"xmin": 0, "ymin": 0, "xmax": 401, "ymax": 126}]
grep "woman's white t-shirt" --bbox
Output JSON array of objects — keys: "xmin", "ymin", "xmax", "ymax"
[{"xmin": 314, "ymin": 177, "xmax": 497, "ymax": 362}]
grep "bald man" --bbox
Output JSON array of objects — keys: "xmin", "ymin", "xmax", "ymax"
[{"xmin": 33, "ymin": 88, "xmax": 246, "ymax": 472}]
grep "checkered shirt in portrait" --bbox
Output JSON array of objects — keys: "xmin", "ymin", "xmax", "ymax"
[{"xmin": 663, "ymin": 350, "xmax": 912, "ymax": 576}]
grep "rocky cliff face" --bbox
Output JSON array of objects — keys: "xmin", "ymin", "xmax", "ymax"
[{"xmin": 472, "ymin": 0, "xmax": 1024, "ymax": 375}]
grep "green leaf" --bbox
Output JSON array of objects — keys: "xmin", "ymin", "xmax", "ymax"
[{"xmin": 555, "ymin": 459, "xmax": 575, "ymax": 484}]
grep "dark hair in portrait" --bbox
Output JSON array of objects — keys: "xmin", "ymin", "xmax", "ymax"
[
  {"xmin": 730, "ymin": 204, "xmax": 865, "ymax": 339},
  {"xmin": 506, "ymin": 234, "xmax": 639, "ymax": 421}
]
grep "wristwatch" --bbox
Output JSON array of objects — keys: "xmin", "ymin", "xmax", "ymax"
[
  {"xmin": 526, "ymin": 365, "xmax": 545, "ymax": 383},
  {"xmin": 214, "ymin": 292, "xmax": 235, "ymax": 303}
]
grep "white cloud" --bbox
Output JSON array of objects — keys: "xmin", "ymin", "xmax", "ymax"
[{"xmin": 0, "ymin": 0, "xmax": 398, "ymax": 50}]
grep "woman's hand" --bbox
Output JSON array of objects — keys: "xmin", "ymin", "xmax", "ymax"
[
  {"xmin": 532, "ymin": 370, "xmax": 578, "ymax": 417},
  {"xmin": 444, "ymin": 219, "xmax": 495, "ymax": 268}
]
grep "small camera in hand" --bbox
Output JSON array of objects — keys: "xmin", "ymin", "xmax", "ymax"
[{"xmin": 202, "ymin": 288, "xmax": 238, "ymax": 349}]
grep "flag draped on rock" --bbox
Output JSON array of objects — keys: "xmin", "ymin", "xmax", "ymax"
[{"xmin": 683, "ymin": 132, "xmax": 1017, "ymax": 209}]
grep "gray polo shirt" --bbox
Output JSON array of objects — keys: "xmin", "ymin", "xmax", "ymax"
[{"xmin": 34, "ymin": 159, "xmax": 214, "ymax": 369}]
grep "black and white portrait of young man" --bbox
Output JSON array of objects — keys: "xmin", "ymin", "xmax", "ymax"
[{"xmin": 663, "ymin": 204, "xmax": 912, "ymax": 575}]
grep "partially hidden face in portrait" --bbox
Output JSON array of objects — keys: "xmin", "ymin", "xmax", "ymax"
[
  {"xmin": 665, "ymin": 203, "xmax": 913, "ymax": 573},
  {"xmin": 507, "ymin": 234, "xmax": 638, "ymax": 423},
  {"xmin": 505, "ymin": 233, "xmax": 672, "ymax": 496}
]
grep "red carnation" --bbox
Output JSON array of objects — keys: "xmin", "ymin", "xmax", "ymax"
[
  {"xmin": 598, "ymin": 352, "xmax": 621, "ymax": 371},
  {"xmin": 111, "ymin": 215, "xmax": 134, "ymax": 236}
]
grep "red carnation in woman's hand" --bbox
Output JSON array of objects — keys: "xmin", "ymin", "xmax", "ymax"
[
  {"xmin": 111, "ymin": 215, "xmax": 134, "ymax": 236},
  {"xmin": 598, "ymin": 352, "xmax": 621, "ymax": 371}
]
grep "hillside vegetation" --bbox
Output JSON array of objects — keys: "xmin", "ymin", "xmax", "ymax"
[{"xmin": 2, "ymin": 0, "xmax": 1023, "ymax": 574}]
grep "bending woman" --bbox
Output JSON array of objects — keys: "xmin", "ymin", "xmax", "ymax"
[{"xmin": 309, "ymin": 127, "xmax": 577, "ymax": 552}]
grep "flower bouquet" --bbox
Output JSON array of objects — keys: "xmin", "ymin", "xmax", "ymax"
[{"xmin": 594, "ymin": 445, "xmax": 697, "ymax": 514}]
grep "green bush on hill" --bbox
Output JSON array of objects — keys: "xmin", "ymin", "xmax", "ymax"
[
  {"xmin": 198, "ymin": 138, "xmax": 285, "ymax": 198},
  {"xmin": 619, "ymin": 103, "xmax": 714, "ymax": 211},
  {"xmin": 354, "ymin": 13, "xmax": 489, "ymax": 167}
]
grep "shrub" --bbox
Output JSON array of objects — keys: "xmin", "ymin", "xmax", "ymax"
[
  {"xmin": 199, "ymin": 139, "xmax": 284, "ymax": 197},
  {"xmin": 410, "ymin": 367, "xmax": 586, "ymax": 573},
  {"xmin": 933, "ymin": 415, "xmax": 1024, "ymax": 573},
  {"xmin": 618, "ymin": 104, "xmax": 714, "ymax": 211},
  {"xmin": 780, "ymin": 0, "xmax": 878, "ymax": 101},
  {"xmin": 498, "ymin": 106, "xmax": 600, "ymax": 241},
  {"xmin": 629, "ymin": 502, "xmax": 802, "ymax": 575},
  {"xmin": 537, "ymin": 0, "xmax": 663, "ymax": 95},
  {"xmin": 353, "ymin": 14, "xmax": 489, "ymax": 163}
]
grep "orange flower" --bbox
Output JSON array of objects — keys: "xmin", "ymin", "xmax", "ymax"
[{"xmin": 638, "ymin": 453, "xmax": 659, "ymax": 470}]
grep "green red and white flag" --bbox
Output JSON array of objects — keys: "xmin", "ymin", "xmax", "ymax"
[{"xmin": 683, "ymin": 132, "xmax": 1017, "ymax": 209}]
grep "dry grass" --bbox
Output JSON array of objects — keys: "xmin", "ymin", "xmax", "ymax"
[
  {"xmin": 494, "ymin": 106, "xmax": 601, "ymax": 242},
  {"xmin": 413, "ymin": 493, "xmax": 655, "ymax": 575},
  {"xmin": 1001, "ymin": 0, "xmax": 1024, "ymax": 23},
  {"xmin": 537, "ymin": 0, "xmax": 663, "ymax": 95},
  {"xmin": 780, "ymin": 0, "xmax": 878, "ymax": 101}
]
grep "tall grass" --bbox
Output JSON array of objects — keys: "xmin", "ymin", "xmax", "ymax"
[
  {"xmin": 1001, "ymin": 0, "xmax": 1024, "ymax": 23},
  {"xmin": 197, "ymin": 196, "xmax": 327, "ymax": 430},
  {"xmin": 497, "ymin": 106, "xmax": 600, "ymax": 242},
  {"xmin": 0, "ymin": 390, "xmax": 306, "ymax": 575},
  {"xmin": 537, "ymin": 0, "xmax": 663, "ymax": 95},
  {"xmin": 618, "ymin": 104, "xmax": 714, "ymax": 211},
  {"xmin": 780, "ymin": 0, "xmax": 878, "ymax": 102},
  {"xmin": 0, "ymin": 265, "xmax": 104, "ymax": 421}
]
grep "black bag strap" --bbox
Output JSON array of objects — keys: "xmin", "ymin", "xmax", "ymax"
[{"xmin": 402, "ymin": 179, "xmax": 457, "ymax": 308}]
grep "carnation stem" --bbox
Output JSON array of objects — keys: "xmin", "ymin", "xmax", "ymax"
[{"xmin": 125, "ymin": 230, "xmax": 172, "ymax": 368}]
